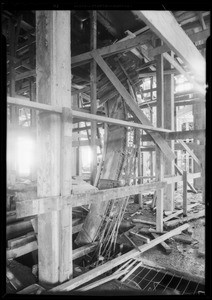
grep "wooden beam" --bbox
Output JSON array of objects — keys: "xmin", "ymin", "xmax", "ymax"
[
  {"xmin": 90, "ymin": 10, "xmax": 97, "ymax": 185},
  {"xmin": 92, "ymin": 53, "xmax": 175, "ymax": 161},
  {"xmin": 71, "ymin": 31, "xmax": 151, "ymax": 68},
  {"xmin": 163, "ymin": 203, "xmax": 199, "ymax": 222},
  {"xmin": 50, "ymin": 223, "xmax": 189, "ymax": 292},
  {"xmin": 183, "ymin": 171, "xmax": 188, "ymax": 216},
  {"xmin": 7, "ymin": 96, "xmax": 171, "ymax": 133},
  {"xmin": 15, "ymin": 70, "xmax": 36, "ymax": 81},
  {"xmin": 16, "ymin": 181, "xmax": 166, "ymax": 218},
  {"xmin": 132, "ymin": 10, "xmax": 206, "ymax": 84},
  {"xmin": 36, "ymin": 11, "xmax": 72, "ymax": 286},
  {"xmin": 7, "ymin": 241, "xmax": 37, "ymax": 259},
  {"xmin": 156, "ymin": 51, "xmax": 164, "ymax": 232},
  {"xmin": 150, "ymin": 232, "xmax": 172, "ymax": 254},
  {"xmin": 163, "ymin": 53, "xmax": 205, "ymax": 95},
  {"xmin": 149, "ymin": 28, "xmax": 210, "ymax": 57},
  {"xmin": 178, "ymin": 140, "xmax": 201, "ymax": 166}
]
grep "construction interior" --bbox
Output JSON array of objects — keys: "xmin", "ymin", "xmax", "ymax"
[{"xmin": 4, "ymin": 9, "xmax": 209, "ymax": 295}]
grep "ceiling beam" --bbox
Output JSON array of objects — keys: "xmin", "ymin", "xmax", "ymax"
[
  {"xmin": 71, "ymin": 31, "xmax": 151, "ymax": 68},
  {"xmin": 132, "ymin": 11, "xmax": 206, "ymax": 84}
]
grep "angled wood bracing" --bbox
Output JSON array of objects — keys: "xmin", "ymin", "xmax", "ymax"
[
  {"xmin": 92, "ymin": 53, "xmax": 175, "ymax": 162},
  {"xmin": 163, "ymin": 52, "xmax": 205, "ymax": 95},
  {"xmin": 132, "ymin": 10, "xmax": 206, "ymax": 84},
  {"xmin": 149, "ymin": 28, "xmax": 210, "ymax": 57},
  {"xmin": 71, "ymin": 30, "xmax": 151, "ymax": 68}
]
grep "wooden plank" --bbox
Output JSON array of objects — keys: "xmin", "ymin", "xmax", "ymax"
[
  {"xmin": 92, "ymin": 53, "xmax": 175, "ymax": 161},
  {"xmin": 129, "ymin": 231, "xmax": 150, "ymax": 243},
  {"xmin": 178, "ymin": 140, "xmax": 201, "ymax": 166},
  {"xmin": 131, "ymin": 219, "xmax": 156, "ymax": 226},
  {"xmin": 163, "ymin": 203, "xmax": 199, "ymax": 222},
  {"xmin": 7, "ymin": 96, "xmax": 171, "ymax": 133},
  {"xmin": 71, "ymin": 30, "xmax": 151, "ymax": 68},
  {"xmin": 16, "ymin": 181, "xmax": 166, "ymax": 218},
  {"xmin": 77, "ymin": 270, "xmax": 126, "ymax": 291},
  {"xmin": 133, "ymin": 10, "xmax": 206, "ymax": 84},
  {"xmin": 72, "ymin": 243, "xmax": 97, "ymax": 260},
  {"xmin": 15, "ymin": 70, "xmax": 36, "ymax": 81},
  {"xmin": 164, "ymin": 210, "xmax": 205, "ymax": 228},
  {"xmin": 8, "ymin": 232, "xmax": 36, "ymax": 249},
  {"xmin": 150, "ymin": 232, "xmax": 172, "ymax": 254},
  {"xmin": 50, "ymin": 223, "xmax": 189, "ymax": 292},
  {"xmin": 7, "ymin": 241, "xmax": 38, "ymax": 259},
  {"xmin": 183, "ymin": 171, "xmax": 188, "ymax": 216},
  {"xmin": 149, "ymin": 28, "xmax": 210, "ymax": 57},
  {"xmin": 163, "ymin": 53, "xmax": 205, "ymax": 95},
  {"xmin": 120, "ymin": 261, "xmax": 143, "ymax": 282}
]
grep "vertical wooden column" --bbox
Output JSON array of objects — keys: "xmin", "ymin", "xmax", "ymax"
[
  {"xmin": 183, "ymin": 171, "xmax": 188, "ymax": 216},
  {"xmin": 155, "ymin": 52, "xmax": 164, "ymax": 232},
  {"xmin": 8, "ymin": 19, "xmax": 18, "ymax": 186},
  {"xmin": 36, "ymin": 11, "xmax": 72, "ymax": 286},
  {"xmin": 193, "ymin": 101, "xmax": 205, "ymax": 202},
  {"xmin": 164, "ymin": 52, "xmax": 174, "ymax": 211},
  {"xmin": 90, "ymin": 10, "xmax": 97, "ymax": 185}
]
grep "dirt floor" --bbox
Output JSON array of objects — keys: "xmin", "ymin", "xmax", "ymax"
[{"xmin": 120, "ymin": 184, "xmax": 205, "ymax": 279}]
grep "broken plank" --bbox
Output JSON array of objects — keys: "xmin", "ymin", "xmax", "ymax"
[
  {"xmin": 150, "ymin": 232, "xmax": 172, "ymax": 254},
  {"xmin": 163, "ymin": 203, "xmax": 199, "ymax": 222},
  {"xmin": 50, "ymin": 223, "xmax": 189, "ymax": 292},
  {"xmin": 92, "ymin": 52, "xmax": 175, "ymax": 161},
  {"xmin": 121, "ymin": 261, "xmax": 143, "ymax": 282}
]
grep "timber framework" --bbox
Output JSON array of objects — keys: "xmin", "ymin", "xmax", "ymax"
[{"xmin": 4, "ymin": 8, "xmax": 208, "ymax": 295}]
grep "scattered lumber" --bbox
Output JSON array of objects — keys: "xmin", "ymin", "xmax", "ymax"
[
  {"xmin": 129, "ymin": 231, "xmax": 150, "ymax": 243},
  {"xmin": 172, "ymin": 234, "xmax": 192, "ymax": 244},
  {"xmin": 150, "ymin": 232, "xmax": 172, "ymax": 254},
  {"xmin": 132, "ymin": 219, "xmax": 156, "ymax": 226},
  {"xmin": 77, "ymin": 269, "xmax": 126, "ymax": 291},
  {"xmin": 163, "ymin": 203, "xmax": 199, "ymax": 222},
  {"xmin": 50, "ymin": 223, "xmax": 189, "ymax": 292},
  {"xmin": 7, "ymin": 219, "xmax": 34, "ymax": 240},
  {"xmin": 164, "ymin": 210, "xmax": 204, "ymax": 228}
]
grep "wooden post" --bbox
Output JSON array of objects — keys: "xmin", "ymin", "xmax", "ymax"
[
  {"xmin": 183, "ymin": 171, "xmax": 188, "ymax": 216},
  {"xmin": 90, "ymin": 10, "xmax": 97, "ymax": 185},
  {"xmin": 155, "ymin": 50, "xmax": 164, "ymax": 232},
  {"xmin": 36, "ymin": 11, "xmax": 72, "ymax": 286},
  {"xmin": 164, "ymin": 51, "xmax": 174, "ymax": 211},
  {"xmin": 8, "ymin": 19, "xmax": 18, "ymax": 186}
]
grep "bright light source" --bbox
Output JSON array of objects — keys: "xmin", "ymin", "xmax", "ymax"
[
  {"xmin": 81, "ymin": 146, "xmax": 92, "ymax": 172},
  {"xmin": 17, "ymin": 136, "xmax": 34, "ymax": 176}
]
